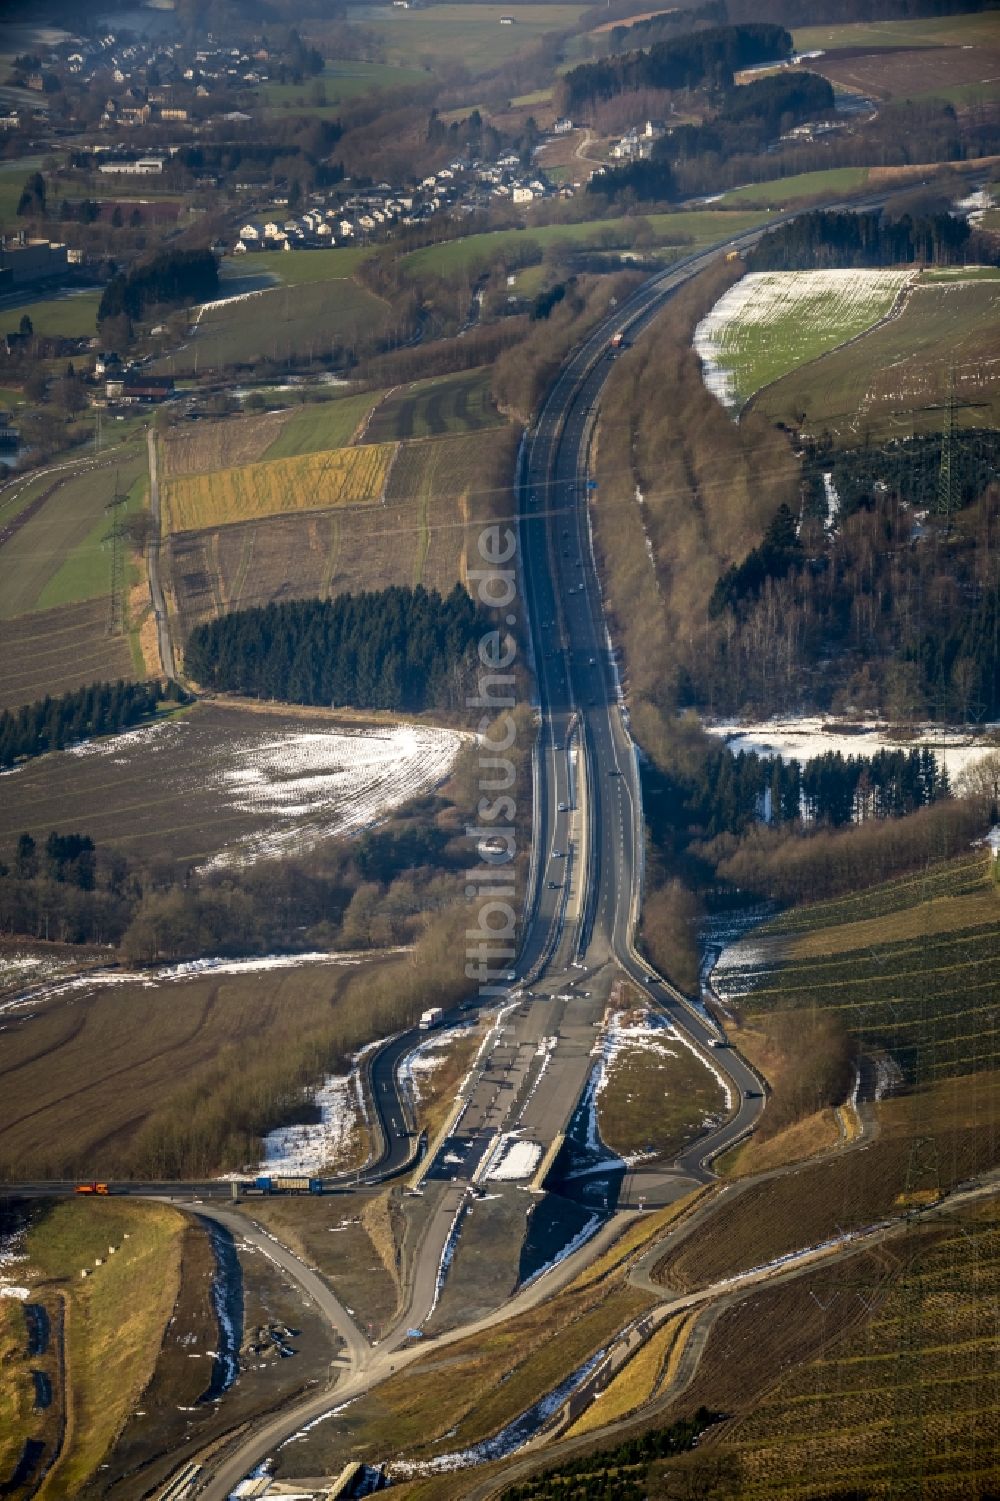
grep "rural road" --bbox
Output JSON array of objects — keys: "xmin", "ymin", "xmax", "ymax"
[{"xmin": 145, "ymin": 427, "xmax": 176, "ymax": 681}]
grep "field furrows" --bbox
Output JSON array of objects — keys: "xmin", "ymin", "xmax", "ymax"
[
  {"xmin": 728, "ymin": 859, "xmax": 1000, "ymax": 1083},
  {"xmin": 716, "ymin": 1209, "xmax": 1000, "ymax": 1497},
  {"xmin": 0, "ymin": 599, "xmax": 135, "ymax": 712},
  {"xmin": 0, "ymin": 703, "xmax": 465, "ymax": 870},
  {"xmin": 161, "ymin": 442, "xmax": 395, "ymax": 535},
  {"xmin": 654, "ymin": 1074, "xmax": 1000, "ymax": 1293},
  {"xmin": 0, "ymin": 961, "xmax": 372, "ymax": 1176},
  {"xmin": 160, "ymin": 409, "xmax": 292, "ymax": 476},
  {"xmin": 756, "ymin": 279, "xmax": 1000, "ymax": 437},
  {"xmin": 168, "ymin": 427, "xmax": 517, "ymax": 633},
  {"xmin": 365, "ymin": 369, "xmax": 504, "ymax": 442},
  {"xmin": 762, "ymin": 855, "xmax": 988, "ymax": 936}
]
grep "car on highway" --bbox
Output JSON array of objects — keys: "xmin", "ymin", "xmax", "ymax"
[
  {"xmin": 547, "ymin": 880, "xmax": 562, "ymax": 889},
  {"xmin": 558, "ymin": 801, "xmax": 569, "ymax": 811},
  {"xmin": 552, "ymin": 849, "xmax": 565, "ymax": 858}
]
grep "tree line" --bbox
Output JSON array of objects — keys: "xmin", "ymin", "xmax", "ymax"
[
  {"xmin": 747, "ymin": 209, "xmax": 986, "ymax": 271},
  {"xmin": 184, "ymin": 585, "xmax": 486, "ymax": 712},
  {"xmin": 98, "ymin": 248, "xmax": 219, "ymax": 325},
  {"xmin": 603, "ymin": 2, "xmax": 727, "ymax": 56},
  {"xmin": 559, "ymin": 22, "xmax": 792, "ymax": 116},
  {"xmin": 0, "ymin": 680, "xmax": 181, "ymax": 770},
  {"xmin": 651, "ymin": 741, "xmax": 949, "ymax": 845}
]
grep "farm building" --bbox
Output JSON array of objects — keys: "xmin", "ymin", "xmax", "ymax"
[{"xmin": 107, "ymin": 373, "xmax": 175, "ymax": 404}]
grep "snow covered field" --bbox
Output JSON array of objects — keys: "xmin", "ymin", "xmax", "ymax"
[
  {"xmin": 0, "ymin": 949, "xmax": 380, "ymax": 1018},
  {"xmin": 693, "ymin": 268, "xmax": 913, "ymax": 409},
  {"xmin": 66, "ymin": 714, "xmax": 466, "ymax": 867},
  {"xmin": 705, "ymin": 715, "xmax": 1000, "ymax": 782}
]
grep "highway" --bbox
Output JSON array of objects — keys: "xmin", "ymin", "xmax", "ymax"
[{"xmin": 4, "ymin": 197, "xmax": 936, "ymax": 1496}]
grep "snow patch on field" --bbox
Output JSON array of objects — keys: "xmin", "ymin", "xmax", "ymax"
[
  {"xmin": 259, "ymin": 1072, "xmax": 361, "ymax": 1177},
  {"xmin": 0, "ymin": 1228, "xmax": 31, "ymax": 1301},
  {"xmin": 484, "ymin": 1133, "xmax": 543, "ymax": 1182},
  {"xmin": 62, "ymin": 714, "xmax": 466, "ymax": 868},
  {"xmin": 693, "ymin": 268, "xmax": 913, "ymax": 409},
  {"xmin": 0, "ymin": 950, "xmax": 382, "ymax": 1018},
  {"xmin": 705, "ymin": 714, "xmax": 1000, "ymax": 780},
  {"xmin": 398, "ymin": 1026, "xmax": 469, "ymax": 1108},
  {"xmin": 204, "ymin": 723, "xmax": 466, "ymax": 867},
  {"xmin": 0, "ymin": 951, "xmax": 76, "ymax": 994}
]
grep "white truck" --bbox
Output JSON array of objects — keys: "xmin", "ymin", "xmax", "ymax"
[{"xmin": 419, "ymin": 1007, "xmax": 444, "ymax": 1030}]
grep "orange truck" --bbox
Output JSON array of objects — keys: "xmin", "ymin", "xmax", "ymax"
[
  {"xmin": 74, "ymin": 1182, "xmax": 110, "ymax": 1195},
  {"xmin": 610, "ymin": 329, "xmax": 625, "ymax": 351}
]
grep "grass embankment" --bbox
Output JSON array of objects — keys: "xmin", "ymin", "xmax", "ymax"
[
  {"xmin": 755, "ymin": 276, "xmax": 1000, "ymax": 437},
  {"xmin": 263, "ymin": 391, "xmax": 382, "ymax": 456},
  {"xmin": 0, "ymin": 290, "xmax": 101, "ymax": 340},
  {"xmin": 564, "ymin": 1313, "xmax": 690, "ymax": 1439},
  {"xmin": 220, "ymin": 245, "xmax": 372, "ymax": 286},
  {"xmin": 794, "ymin": 12, "xmax": 1000, "ymax": 52},
  {"xmin": 272, "ymin": 1282, "xmax": 653, "ymax": 1479},
  {"xmin": 165, "ymin": 277, "xmax": 390, "ymax": 375},
  {"xmin": 400, "ymin": 210, "xmax": 767, "ymax": 281},
  {"xmin": 740, "ymin": 853, "xmax": 1000, "ymax": 1087},
  {"xmin": 161, "ymin": 442, "xmax": 395, "ymax": 534},
  {"xmin": 0, "ymin": 1300, "xmax": 35, "ymax": 1485},
  {"xmin": 17, "ymin": 1199, "xmax": 188, "ymax": 1498},
  {"xmin": 361, "ymin": 2, "xmax": 591, "ymax": 74},
  {"xmin": 256, "ymin": 60, "xmax": 428, "ymax": 114},
  {"xmin": 720, "ymin": 166, "xmax": 871, "ymax": 206},
  {"xmin": 596, "ymin": 1016, "xmax": 728, "ymax": 1163}
]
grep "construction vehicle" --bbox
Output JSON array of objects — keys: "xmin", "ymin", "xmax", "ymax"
[
  {"xmin": 610, "ymin": 329, "xmax": 626, "ymax": 351},
  {"xmin": 75, "ymin": 1182, "xmax": 110, "ymax": 1195}
]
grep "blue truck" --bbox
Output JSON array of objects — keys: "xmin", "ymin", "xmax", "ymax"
[{"xmin": 253, "ymin": 1176, "xmax": 323, "ymax": 1195}]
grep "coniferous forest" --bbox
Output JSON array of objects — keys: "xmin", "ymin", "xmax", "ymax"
[
  {"xmin": 746, "ymin": 209, "xmax": 989, "ymax": 271},
  {"xmin": 184, "ymin": 585, "xmax": 486, "ymax": 711},
  {"xmin": 0, "ymin": 680, "xmax": 175, "ymax": 769}
]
